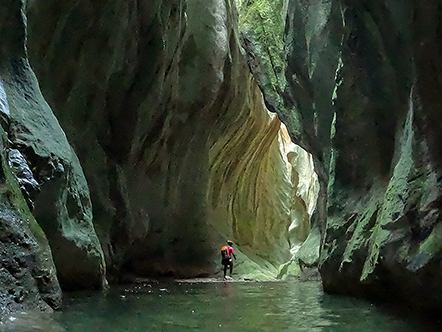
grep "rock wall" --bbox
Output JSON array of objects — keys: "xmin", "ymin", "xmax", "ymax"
[
  {"xmin": 0, "ymin": 0, "xmax": 102, "ymax": 317},
  {"xmin": 320, "ymin": 1, "xmax": 442, "ymax": 312},
  {"xmin": 0, "ymin": 119, "xmax": 61, "ymax": 318},
  {"xmin": 23, "ymin": 0, "xmax": 316, "ymax": 283},
  {"xmin": 240, "ymin": 0, "xmax": 442, "ymax": 312}
]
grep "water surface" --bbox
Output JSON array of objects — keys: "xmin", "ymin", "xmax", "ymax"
[
  {"xmin": 2, "ymin": 279, "xmax": 434, "ymax": 331},
  {"xmin": 46, "ymin": 280, "xmax": 427, "ymax": 332}
]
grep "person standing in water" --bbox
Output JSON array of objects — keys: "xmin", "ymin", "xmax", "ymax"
[{"xmin": 221, "ymin": 240, "xmax": 236, "ymax": 279}]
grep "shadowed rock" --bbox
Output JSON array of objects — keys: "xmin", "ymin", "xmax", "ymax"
[
  {"xmin": 240, "ymin": 0, "xmax": 442, "ymax": 313},
  {"xmin": 0, "ymin": 0, "xmax": 105, "ymax": 295}
]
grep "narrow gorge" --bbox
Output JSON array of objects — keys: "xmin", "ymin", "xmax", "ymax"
[{"xmin": 1, "ymin": 0, "xmax": 442, "ymax": 327}]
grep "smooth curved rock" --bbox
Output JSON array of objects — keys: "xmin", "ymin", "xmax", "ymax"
[{"xmin": 24, "ymin": 0, "xmax": 318, "ymax": 283}]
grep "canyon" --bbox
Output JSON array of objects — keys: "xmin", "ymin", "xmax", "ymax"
[{"xmin": 1, "ymin": 0, "xmax": 442, "ymax": 320}]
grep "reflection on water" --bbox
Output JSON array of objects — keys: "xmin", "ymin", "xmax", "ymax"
[{"xmin": 2, "ymin": 280, "xmax": 430, "ymax": 331}]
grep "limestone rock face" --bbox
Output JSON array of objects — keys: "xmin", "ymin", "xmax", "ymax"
[
  {"xmin": 0, "ymin": 7, "xmax": 61, "ymax": 310},
  {"xmin": 25, "ymin": 0, "xmax": 314, "ymax": 281},
  {"xmin": 0, "ymin": 0, "xmax": 105, "ymax": 296},
  {"xmin": 241, "ymin": 0, "xmax": 442, "ymax": 311},
  {"xmin": 0, "ymin": 125, "xmax": 61, "ymax": 318},
  {"xmin": 318, "ymin": 2, "xmax": 442, "ymax": 311}
]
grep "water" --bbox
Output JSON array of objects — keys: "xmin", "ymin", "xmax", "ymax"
[{"xmin": 1, "ymin": 280, "xmax": 431, "ymax": 331}]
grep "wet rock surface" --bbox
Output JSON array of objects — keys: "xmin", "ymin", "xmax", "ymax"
[
  {"xmin": 239, "ymin": 0, "xmax": 442, "ymax": 312},
  {"xmin": 0, "ymin": 126, "xmax": 61, "ymax": 316},
  {"xmin": 0, "ymin": 0, "xmax": 105, "ymax": 317}
]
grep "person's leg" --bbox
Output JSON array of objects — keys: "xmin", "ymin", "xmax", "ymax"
[
  {"xmin": 229, "ymin": 261, "xmax": 233, "ymax": 275},
  {"xmin": 223, "ymin": 264, "xmax": 227, "ymax": 277}
]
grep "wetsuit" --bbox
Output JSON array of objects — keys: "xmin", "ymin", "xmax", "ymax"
[{"xmin": 221, "ymin": 245, "xmax": 235, "ymax": 277}]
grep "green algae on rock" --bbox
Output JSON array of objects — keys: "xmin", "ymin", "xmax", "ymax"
[
  {"xmin": 1, "ymin": 0, "xmax": 106, "ymax": 295},
  {"xmin": 0, "ymin": 122, "xmax": 61, "ymax": 317},
  {"xmin": 235, "ymin": 0, "xmax": 442, "ymax": 314}
]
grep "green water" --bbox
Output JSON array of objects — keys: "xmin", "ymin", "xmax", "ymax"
[{"xmin": 2, "ymin": 280, "xmax": 432, "ymax": 331}]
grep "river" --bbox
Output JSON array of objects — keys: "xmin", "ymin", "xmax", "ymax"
[{"xmin": 1, "ymin": 279, "xmax": 436, "ymax": 331}]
